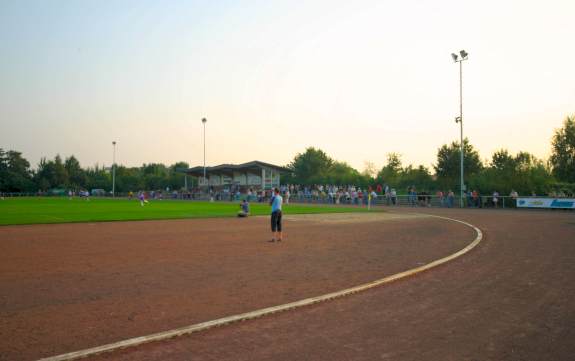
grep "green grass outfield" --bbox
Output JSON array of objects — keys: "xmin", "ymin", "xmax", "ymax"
[{"xmin": 0, "ymin": 197, "xmax": 377, "ymax": 226}]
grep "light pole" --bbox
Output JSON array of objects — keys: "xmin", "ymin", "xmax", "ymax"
[
  {"xmin": 451, "ymin": 50, "xmax": 468, "ymax": 208},
  {"xmin": 112, "ymin": 141, "xmax": 117, "ymax": 198},
  {"xmin": 202, "ymin": 117, "xmax": 207, "ymax": 192}
]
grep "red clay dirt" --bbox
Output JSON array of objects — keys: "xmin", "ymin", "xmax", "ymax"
[
  {"xmin": 0, "ymin": 212, "xmax": 474, "ymax": 361},
  {"xmin": 90, "ymin": 208, "xmax": 575, "ymax": 361}
]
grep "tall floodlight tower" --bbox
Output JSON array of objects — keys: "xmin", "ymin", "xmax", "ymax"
[
  {"xmin": 451, "ymin": 50, "xmax": 468, "ymax": 207},
  {"xmin": 112, "ymin": 141, "xmax": 117, "ymax": 197},
  {"xmin": 202, "ymin": 117, "xmax": 207, "ymax": 191}
]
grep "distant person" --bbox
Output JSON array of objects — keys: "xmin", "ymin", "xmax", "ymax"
[
  {"xmin": 447, "ymin": 190, "xmax": 455, "ymax": 208},
  {"xmin": 510, "ymin": 189, "xmax": 519, "ymax": 208},
  {"xmin": 139, "ymin": 191, "xmax": 148, "ymax": 206},
  {"xmin": 370, "ymin": 190, "xmax": 377, "ymax": 205},
  {"xmin": 269, "ymin": 188, "xmax": 283, "ymax": 242},
  {"xmin": 472, "ymin": 190, "xmax": 479, "ymax": 208},
  {"xmin": 409, "ymin": 187, "xmax": 417, "ymax": 207},
  {"xmin": 390, "ymin": 188, "xmax": 397, "ymax": 205},
  {"xmin": 492, "ymin": 191, "xmax": 500, "ymax": 208},
  {"xmin": 437, "ymin": 190, "xmax": 445, "ymax": 207},
  {"xmin": 238, "ymin": 199, "xmax": 250, "ymax": 217},
  {"xmin": 68, "ymin": 190, "xmax": 73, "ymax": 200}
]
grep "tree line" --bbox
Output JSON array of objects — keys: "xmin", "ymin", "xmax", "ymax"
[
  {"xmin": 284, "ymin": 115, "xmax": 575, "ymax": 196},
  {"xmin": 0, "ymin": 151, "xmax": 193, "ymax": 194},
  {"xmin": 1, "ymin": 115, "xmax": 574, "ymax": 196}
]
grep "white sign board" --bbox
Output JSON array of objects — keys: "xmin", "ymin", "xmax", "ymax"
[{"xmin": 517, "ymin": 197, "xmax": 575, "ymax": 209}]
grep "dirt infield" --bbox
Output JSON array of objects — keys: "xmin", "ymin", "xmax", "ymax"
[
  {"xmin": 0, "ymin": 212, "xmax": 476, "ymax": 361},
  {"xmin": 85, "ymin": 208, "xmax": 575, "ymax": 361}
]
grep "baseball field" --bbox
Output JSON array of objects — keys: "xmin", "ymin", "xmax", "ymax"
[{"xmin": 1, "ymin": 200, "xmax": 574, "ymax": 361}]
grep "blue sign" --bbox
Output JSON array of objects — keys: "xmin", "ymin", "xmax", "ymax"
[{"xmin": 550, "ymin": 199, "xmax": 575, "ymax": 208}]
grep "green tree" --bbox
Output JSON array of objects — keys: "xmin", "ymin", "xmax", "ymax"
[
  {"xmin": 84, "ymin": 165, "xmax": 110, "ymax": 191},
  {"xmin": 550, "ymin": 115, "xmax": 575, "ymax": 183},
  {"xmin": 0, "ymin": 149, "xmax": 35, "ymax": 191},
  {"xmin": 0, "ymin": 149, "xmax": 6, "ymax": 190},
  {"xmin": 327, "ymin": 161, "xmax": 364, "ymax": 185},
  {"xmin": 400, "ymin": 165, "xmax": 434, "ymax": 191},
  {"xmin": 491, "ymin": 149, "xmax": 516, "ymax": 171},
  {"xmin": 114, "ymin": 166, "xmax": 143, "ymax": 192},
  {"xmin": 65, "ymin": 156, "xmax": 86, "ymax": 189},
  {"xmin": 168, "ymin": 162, "xmax": 191, "ymax": 190},
  {"xmin": 287, "ymin": 147, "xmax": 334, "ymax": 185},
  {"xmin": 434, "ymin": 138, "xmax": 483, "ymax": 191},
  {"xmin": 141, "ymin": 163, "xmax": 169, "ymax": 189},
  {"xmin": 34, "ymin": 155, "xmax": 69, "ymax": 190},
  {"xmin": 376, "ymin": 153, "xmax": 402, "ymax": 186},
  {"xmin": 470, "ymin": 149, "xmax": 553, "ymax": 196}
]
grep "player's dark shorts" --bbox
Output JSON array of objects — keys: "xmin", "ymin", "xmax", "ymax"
[{"xmin": 271, "ymin": 210, "xmax": 282, "ymax": 232}]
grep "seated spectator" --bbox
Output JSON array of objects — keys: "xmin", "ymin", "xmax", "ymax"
[{"xmin": 238, "ymin": 199, "xmax": 250, "ymax": 217}]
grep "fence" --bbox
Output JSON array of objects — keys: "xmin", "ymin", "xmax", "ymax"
[
  {"xmin": 284, "ymin": 194, "xmax": 519, "ymax": 208},
  {"xmin": 1, "ymin": 192, "xmax": 571, "ymax": 210}
]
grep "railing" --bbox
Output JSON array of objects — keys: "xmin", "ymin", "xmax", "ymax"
[
  {"xmin": 284, "ymin": 194, "xmax": 522, "ymax": 209},
  {"xmin": 1, "ymin": 192, "xmax": 571, "ymax": 210}
]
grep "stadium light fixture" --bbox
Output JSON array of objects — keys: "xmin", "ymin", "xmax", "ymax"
[{"xmin": 452, "ymin": 50, "xmax": 468, "ymax": 207}]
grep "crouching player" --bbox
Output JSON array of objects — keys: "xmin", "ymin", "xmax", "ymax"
[{"xmin": 238, "ymin": 199, "xmax": 250, "ymax": 217}]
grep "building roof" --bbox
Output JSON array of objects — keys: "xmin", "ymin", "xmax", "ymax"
[{"xmin": 184, "ymin": 161, "xmax": 291, "ymax": 177}]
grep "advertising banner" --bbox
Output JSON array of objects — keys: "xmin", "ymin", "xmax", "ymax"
[{"xmin": 517, "ymin": 197, "xmax": 575, "ymax": 209}]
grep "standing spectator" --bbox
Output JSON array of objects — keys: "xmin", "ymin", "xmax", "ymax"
[
  {"xmin": 409, "ymin": 187, "xmax": 417, "ymax": 207},
  {"xmin": 466, "ymin": 191, "xmax": 473, "ymax": 207},
  {"xmin": 370, "ymin": 189, "xmax": 378, "ymax": 207},
  {"xmin": 472, "ymin": 190, "xmax": 479, "ymax": 208},
  {"xmin": 437, "ymin": 190, "xmax": 445, "ymax": 207},
  {"xmin": 269, "ymin": 188, "xmax": 283, "ymax": 242},
  {"xmin": 510, "ymin": 189, "xmax": 519, "ymax": 208},
  {"xmin": 390, "ymin": 188, "xmax": 397, "ymax": 205},
  {"xmin": 492, "ymin": 191, "xmax": 500, "ymax": 208},
  {"xmin": 447, "ymin": 190, "xmax": 455, "ymax": 208}
]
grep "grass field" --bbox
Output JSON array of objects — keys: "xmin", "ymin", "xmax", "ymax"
[{"xmin": 0, "ymin": 197, "xmax": 376, "ymax": 225}]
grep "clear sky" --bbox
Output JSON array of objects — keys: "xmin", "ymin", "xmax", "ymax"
[{"xmin": 1, "ymin": 0, "xmax": 574, "ymax": 171}]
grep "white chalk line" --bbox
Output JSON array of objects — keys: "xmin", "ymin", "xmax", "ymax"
[{"xmin": 37, "ymin": 214, "xmax": 482, "ymax": 361}]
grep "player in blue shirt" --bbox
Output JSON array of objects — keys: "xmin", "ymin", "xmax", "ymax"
[
  {"xmin": 238, "ymin": 199, "xmax": 250, "ymax": 217},
  {"xmin": 269, "ymin": 188, "xmax": 283, "ymax": 242}
]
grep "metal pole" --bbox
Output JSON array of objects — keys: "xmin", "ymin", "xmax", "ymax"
[
  {"xmin": 202, "ymin": 118, "xmax": 207, "ymax": 192},
  {"xmin": 459, "ymin": 60, "xmax": 464, "ymax": 208},
  {"xmin": 112, "ymin": 141, "xmax": 116, "ymax": 198}
]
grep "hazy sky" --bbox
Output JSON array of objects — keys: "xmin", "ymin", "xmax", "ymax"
[{"xmin": 1, "ymin": 0, "xmax": 574, "ymax": 171}]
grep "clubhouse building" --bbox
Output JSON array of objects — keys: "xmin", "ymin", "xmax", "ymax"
[{"xmin": 185, "ymin": 161, "xmax": 290, "ymax": 191}]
